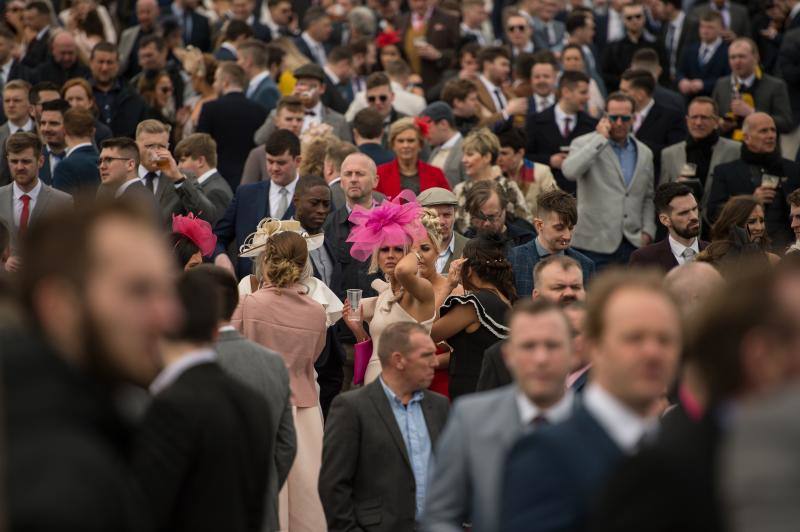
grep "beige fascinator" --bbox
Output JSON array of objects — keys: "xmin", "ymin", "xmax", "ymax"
[{"xmin": 238, "ymin": 218, "xmax": 325, "ymax": 258}]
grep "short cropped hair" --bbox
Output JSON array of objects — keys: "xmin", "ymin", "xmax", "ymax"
[
  {"xmin": 5, "ymin": 132, "xmax": 42, "ymax": 158},
  {"xmin": 91, "ymin": 41, "xmax": 118, "ymax": 59},
  {"xmin": 441, "ymin": 78, "xmax": 477, "ymax": 107},
  {"xmin": 265, "ymin": 129, "xmax": 301, "ymax": 157},
  {"xmin": 40, "ymin": 98, "xmax": 70, "ymax": 115},
  {"xmin": 559, "ymin": 70, "xmax": 590, "ymax": 91},
  {"xmin": 190, "ymin": 264, "xmax": 239, "ymax": 321},
  {"xmin": 325, "ymin": 140, "xmax": 358, "ymax": 172},
  {"xmin": 787, "ymin": 188, "xmax": 800, "ymax": 208},
  {"xmin": 477, "ymin": 46, "xmax": 510, "ymax": 70},
  {"xmin": 606, "ymin": 91, "xmax": 636, "ymax": 113},
  {"xmin": 507, "ymin": 297, "xmax": 570, "ymax": 330},
  {"xmin": 366, "ymin": 71, "xmax": 391, "ymax": 90},
  {"xmin": 175, "ymin": 133, "xmax": 218, "ymax": 168},
  {"xmin": 352, "ymin": 107, "xmax": 384, "ymax": 139},
  {"xmin": 63, "ymin": 107, "xmax": 96, "ymax": 138},
  {"xmin": 101, "ymin": 137, "xmax": 141, "ymax": 166},
  {"xmin": 276, "ymin": 94, "xmax": 303, "ymax": 114},
  {"xmin": 689, "ymin": 95, "xmax": 719, "ymax": 116},
  {"xmin": 537, "ymin": 189, "xmax": 578, "ymax": 226},
  {"xmin": 217, "ymin": 61, "xmax": 247, "ymax": 90},
  {"xmin": 533, "ymin": 254, "xmax": 581, "ymax": 287},
  {"xmin": 377, "ymin": 321, "xmax": 431, "ymax": 365},
  {"xmin": 654, "ymin": 182, "xmax": 694, "ymax": 215},
  {"xmin": 172, "ymin": 269, "xmax": 219, "ymax": 343}
]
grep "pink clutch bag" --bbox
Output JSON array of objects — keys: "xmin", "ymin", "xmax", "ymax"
[{"xmin": 353, "ymin": 339, "xmax": 372, "ymax": 386}]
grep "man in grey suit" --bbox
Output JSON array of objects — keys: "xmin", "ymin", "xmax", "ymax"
[
  {"xmin": 661, "ymin": 96, "xmax": 740, "ymax": 221},
  {"xmin": 563, "ymin": 93, "xmax": 656, "ymax": 269},
  {"xmin": 423, "ymin": 102, "xmax": 466, "ymax": 188},
  {"xmin": 253, "ymin": 64, "xmax": 353, "ymax": 145},
  {"xmin": 175, "ymin": 134, "xmax": 234, "ymax": 224},
  {"xmin": 319, "ymin": 322, "xmax": 449, "ymax": 532},
  {"xmin": 199, "ymin": 265, "xmax": 296, "ymax": 532},
  {"xmin": 118, "ymin": 0, "xmax": 160, "ymax": 78},
  {"xmin": 0, "ymin": 80, "xmax": 37, "ymax": 185},
  {"xmin": 712, "ymin": 38, "xmax": 793, "ymax": 135},
  {"xmin": 0, "ymin": 132, "xmax": 72, "ymax": 271},
  {"xmin": 422, "ymin": 299, "xmax": 576, "ymax": 532}
]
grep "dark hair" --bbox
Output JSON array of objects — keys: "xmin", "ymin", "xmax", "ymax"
[
  {"xmin": 5, "ymin": 132, "xmax": 42, "ymax": 158},
  {"xmin": 352, "ymin": 107, "xmax": 384, "ymax": 139},
  {"xmin": 654, "ymin": 182, "xmax": 694, "ymax": 215},
  {"xmin": 40, "ymin": 98, "xmax": 70, "ymax": 115},
  {"xmin": 461, "ymin": 234, "xmax": 517, "ymax": 302},
  {"xmin": 217, "ymin": 62, "xmax": 247, "ymax": 89},
  {"xmin": 171, "ymin": 233, "xmax": 201, "ymax": 270},
  {"xmin": 139, "ymin": 33, "xmax": 166, "ymax": 52},
  {"xmin": 237, "ymin": 39, "xmax": 270, "ymax": 68},
  {"xmin": 533, "ymin": 254, "xmax": 582, "ymax": 288},
  {"xmin": 606, "ymin": 91, "xmax": 636, "ymax": 113},
  {"xmin": 441, "ymin": 78, "xmax": 477, "ymax": 107},
  {"xmin": 458, "ymin": 41, "xmax": 481, "ymax": 62},
  {"xmin": 191, "ymin": 264, "xmax": 240, "ymax": 321},
  {"xmin": 171, "ymin": 268, "xmax": 219, "ymax": 343},
  {"xmin": 377, "ymin": 321, "xmax": 431, "ymax": 365},
  {"xmin": 465, "ymin": 179, "xmax": 510, "ymax": 218},
  {"xmin": 224, "ymin": 19, "xmax": 254, "ymax": 41},
  {"xmin": 350, "ymin": 37, "xmax": 369, "ymax": 56},
  {"xmin": 0, "ymin": 219, "xmax": 9, "ymax": 255},
  {"xmin": 328, "ymin": 46, "xmax": 352, "ymax": 64},
  {"xmin": 566, "ymin": 11, "xmax": 590, "ymax": 33},
  {"xmin": 559, "ymin": 70, "xmax": 590, "ymax": 91},
  {"xmin": 90, "ymin": 41, "xmax": 118, "ymax": 59},
  {"xmin": 711, "ymin": 195, "xmax": 769, "ymax": 248},
  {"xmin": 477, "ymin": 46, "xmax": 510, "ymax": 70},
  {"xmin": 531, "ymin": 50, "xmax": 559, "ymax": 68},
  {"xmin": 276, "ymin": 94, "xmax": 304, "ymax": 114},
  {"xmin": 788, "ymin": 188, "xmax": 800, "ymax": 207},
  {"xmin": 507, "ymin": 297, "xmax": 569, "ymax": 329},
  {"xmin": 303, "ymin": 6, "xmax": 328, "ymax": 30},
  {"xmin": 101, "ymin": 137, "xmax": 141, "ymax": 166},
  {"xmin": 366, "ymin": 71, "xmax": 391, "ymax": 90},
  {"xmin": 30, "ymin": 81, "xmax": 61, "ymax": 104},
  {"xmin": 514, "ymin": 52, "xmax": 536, "ymax": 80},
  {"xmin": 700, "ymin": 9, "xmax": 724, "ymax": 24},
  {"xmin": 265, "ymin": 129, "xmax": 301, "ymax": 157},
  {"xmin": 664, "ymin": 0, "xmax": 682, "ymax": 9},
  {"xmin": 621, "ymin": 68, "xmax": 655, "ymax": 96},
  {"xmin": 689, "ymin": 95, "xmax": 719, "ymax": 116},
  {"xmin": 631, "ymin": 47, "xmax": 660, "ymax": 66},
  {"xmin": 537, "ymin": 189, "xmax": 578, "ymax": 226},
  {"xmin": 496, "ymin": 124, "xmax": 526, "ymax": 152},
  {"xmin": 295, "ymin": 175, "xmax": 329, "ymax": 197},
  {"xmin": 25, "ymin": 1, "xmax": 49, "ymax": 16}
]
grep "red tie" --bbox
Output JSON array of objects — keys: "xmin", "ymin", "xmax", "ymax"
[
  {"xmin": 562, "ymin": 117, "xmax": 572, "ymax": 138},
  {"xmin": 19, "ymin": 194, "xmax": 30, "ymax": 235}
]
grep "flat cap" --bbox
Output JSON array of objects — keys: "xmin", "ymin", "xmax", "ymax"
[
  {"xmin": 417, "ymin": 187, "xmax": 457, "ymax": 207},
  {"xmin": 294, "ymin": 63, "xmax": 325, "ymax": 82},
  {"xmin": 421, "ymin": 101, "xmax": 455, "ymax": 126}
]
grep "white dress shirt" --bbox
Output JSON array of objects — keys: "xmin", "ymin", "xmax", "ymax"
[
  {"xmin": 0, "ymin": 57, "xmax": 13, "ymax": 83},
  {"xmin": 149, "ymin": 348, "xmax": 217, "ymax": 396},
  {"xmin": 302, "ymin": 101, "xmax": 323, "ymax": 133},
  {"xmin": 435, "ymin": 234, "xmax": 456, "ymax": 274},
  {"xmin": 607, "ymin": 8, "xmax": 625, "ymax": 42},
  {"xmin": 301, "ymin": 31, "xmax": 327, "ymax": 65},
  {"xmin": 512, "ymin": 41, "xmax": 535, "ymax": 57},
  {"xmin": 197, "ymin": 168, "xmax": 218, "ymax": 186},
  {"xmin": 583, "ymin": 383, "xmax": 658, "ymax": 454},
  {"xmin": 668, "ymin": 234, "xmax": 700, "ymax": 265},
  {"xmin": 634, "ymin": 98, "xmax": 655, "ymax": 133},
  {"xmin": 554, "ymin": 103, "xmax": 577, "ymax": 137},
  {"xmin": 12, "ymin": 180, "xmax": 42, "ymax": 228},
  {"xmin": 698, "ymin": 36, "xmax": 722, "ymax": 64},
  {"xmin": 479, "ymin": 74, "xmax": 507, "ymax": 111},
  {"xmin": 269, "ymin": 174, "xmax": 299, "ymax": 218},
  {"xmin": 138, "ymin": 164, "xmax": 160, "ymax": 193},
  {"xmin": 246, "ymin": 70, "xmax": 270, "ymax": 98},
  {"xmin": 733, "ymin": 73, "xmax": 756, "ymax": 91},
  {"xmin": 516, "ymin": 389, "xmax": 575, "ymax": 425},
  {"xmin": 219, "ymin": 41, "xmax": 238, "ymax": 59},
  {"xmin": 65, "ymin": 142, "xmax": 93, "ymax": 158},
  {"xmin": 535, "ymin": 93, "xmax": 556, "ymax": 112},
  {"xmin": 9, "ymin": 118, "xmax": 34, "ymax": 134}
]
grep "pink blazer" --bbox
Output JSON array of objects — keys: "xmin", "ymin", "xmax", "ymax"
[{"xmin": 232, "ymin": 284, "xmax": 327, "ymax": 407}]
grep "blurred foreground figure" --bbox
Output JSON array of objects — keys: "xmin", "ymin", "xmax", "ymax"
[{"xmin": 6, "ymin": 200, "xmax": 179, "ymax": 530}]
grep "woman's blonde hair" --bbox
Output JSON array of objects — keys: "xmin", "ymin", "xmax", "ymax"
[
  {"xmin": 259, "ymin": 232, "xmax": 308, "ymax": 288},
  {"xmin": 420, "ymin": 208, "xmax": 442, "ymax": 252},
  {"xmin": 462, "ymin": 127, "xmax": 500, "ymax": 164},
  {"xmin": 388, "ymin": 117, "xmax": 423, "ymax": 148},
  {"xmin": 299, "ymin": 134, "xmax": 334, "ymax": 177}
]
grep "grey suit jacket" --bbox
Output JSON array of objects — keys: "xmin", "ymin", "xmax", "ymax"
[
  {"xmin": 0, "ymin": 124, "xmax": 10, "ymax": 186},
  {"xmin": 422, "ymin": 386, "xmax": 526, "ymax": 532},
  {"xmin": 660, "ymin": 137, "xmax": 740, "ymax": 215},
  {"xmin": 253, "ymin": 106, "xmax": 353, "ymax": 145},
  {"xmin": 563, "ymin": 132, "xmax": 656, "ymax": 254},
  {"xmin": 442, "ymin": 232, "xmax": 468, "ymax": 274},
  {"xmin": 118, "ymin": 26, "xmax": 140, "ymax": 75},
  {"xmin": 215, "ymin": 329, "xmax": 296, "ymax": 532},
  {"xmin": 711, "ymin": 74, "xmax": 794, "ymax": 133},
  {"xmin": 0, "ymin": 182, "xmax": 73, "ymax": 253},
  {"xmin": 427, "ymin": 135, "xmax": 465, "ymax": 188},
  {"xmin": 197, "ymin": 171, "xmax": 233, "ymax": 223},
  {"xmin": 153, "ymin": 173, "xmax": 216, "ymax": 226},
  {"xmin": 241, "ymin": 145, "xmax": 268, "ymax": 186}
]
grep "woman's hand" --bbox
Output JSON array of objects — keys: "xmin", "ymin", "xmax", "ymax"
[
  {"xmin": 446, "ymin": 258, "xmax": 466, "ymax": 290},
  {"xmin": 342, "ymin": 300, "xmax": 369, "ymax": 342}
]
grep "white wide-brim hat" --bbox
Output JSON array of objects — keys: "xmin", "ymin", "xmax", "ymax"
[{"xmin": 238, "ymin": 218, "xmax": 325, "ymax": 258}]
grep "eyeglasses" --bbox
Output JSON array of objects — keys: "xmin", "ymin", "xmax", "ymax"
[
  {"xmin": 608, "ymin": 114, "xmax": 632, "ymax": 123},
  {"xmin": 474, "ymin": 211, "xmax": 504, "ymax": 223},
  {"xmin": 367, "ymin": 94, "xmax": 389, "ymax": 103},
  {"xmin": 624, "ymin": 13, "xmax": 643, "ymax": 20},
  {"xmin": 98, "ymin": 156, "xmax": 132, "ymax": 166},
  {"xmin": 507, "ymin": 25, "xmax": 526, "ymax": 32}
]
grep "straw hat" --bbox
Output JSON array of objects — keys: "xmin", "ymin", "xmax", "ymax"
[{"xmin": 238, "ymin": 218, "xmax": 325, "ymax": 258}]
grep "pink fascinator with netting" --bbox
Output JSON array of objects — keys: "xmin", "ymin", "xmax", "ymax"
[
  {"xmin": 347, "ymin": 190, "xmax": 427, "ymax": 262},
  {"xmin": 172, "ymin": 213, "xmax": 217, "ymax": 257}
]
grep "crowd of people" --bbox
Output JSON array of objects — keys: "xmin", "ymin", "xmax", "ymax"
[{"xmin": 1, "ymin": 0, "xmax": 800, "ymax": 530}]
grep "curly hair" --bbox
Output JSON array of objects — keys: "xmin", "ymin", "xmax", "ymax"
[
  {"xmin": 461, "ymin": 234, "xmax": 517, "ymax": 302},
  {"xmin": 420, "ymin": 208, "xmax": 443, "ymax": 252},
  {"xmin": 259, "ymin": 232, "xmax": 308, "ymax": 288}
]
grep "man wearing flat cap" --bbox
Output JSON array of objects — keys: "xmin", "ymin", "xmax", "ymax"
[
  {"xmin": 423, "ymin": 102, "xmax": 466, "ymax": 188},
  {"xmin": 254, "ymin": 63, "xmax": 353, "ymax": 144},
  {"xmin": 418, "ymin": 187, "xmax": 469, "ymax": 273}
]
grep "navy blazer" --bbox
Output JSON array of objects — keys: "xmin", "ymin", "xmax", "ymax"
[
  {"xmin": 213, "ymin": 180, "xmax": 296, "ymax": 280},
  {"xmin": 52, "ymin": 145, "xmax": 100, "ymax": 200},
  {"xmin": 249, "ymin": 75, "xmax": 281, "ymax": 114},
  {"xmin": 358, "ymin": 143, "xmax": 395, "ymax": 167},
  {"xmin": 38, "ymin": 146, "xmax": 64, "ymax": 186},
  {"xmin": 508, "ymin": 239, "xmax": 596, "ymax": 297},
  {"xmin": 677, "ymin": 41, "xmax": 731, "ymax": 96},
  {"xmin": 294, "ymin": 36, "xmax": 330, "ymax": 64},
  {"xmin": 501, "ymin": 405, "xmax": 625, "ymax": 532}
]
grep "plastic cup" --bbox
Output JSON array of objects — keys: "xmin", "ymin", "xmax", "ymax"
[{"xmin": 347, "ymin": 289, "xmax": 362, "ymax": 322}]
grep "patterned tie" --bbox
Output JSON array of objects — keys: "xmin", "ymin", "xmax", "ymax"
[
  {"xmin": 681, "ymin": 247, "xmax": 697, "ymax": 262},
  {"xmin": 275, "ymin": 187, "xmax": 289, "ymax": 219},
  {"xmin": 562, "ymin": 117, "xmax": 572, "ymax": 138},
  {"xmin": 19, "ymin": 194, "xmax": 30, "ymax": 235}
]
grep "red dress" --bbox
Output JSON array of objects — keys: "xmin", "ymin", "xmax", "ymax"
[{"xmin": 375, "ymin": 159, "xmax": 451, "ymax": 198}]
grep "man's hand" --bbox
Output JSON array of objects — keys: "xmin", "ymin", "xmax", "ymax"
[
  {"xmin": 4, "ymin": 256, "xmax": 21, "ymax": 272},
  {"xmin": 416, "ymin": 42, "xmax": 442, "ymax": 61},
  {"xmin": 678, "ymin": 79, "xmax": 694, "ymax": 95},
  {"xmin": 730, "ymin": 98, "xmax": 754, "ymax": 118},
  {"xmin": 596, "ymin": 117, "xmax": 611, "ymax": 138},
  {"xmin": 154, "ymin": 148, "xmax": 184, "ymax": 182},
  {"xmin": 641, "ymin": 232, "xmax": 653, "ymax": 246},
  {"xmin": 549, "ymin": 152, "xmax": 568, "ymax": 169},
  {"xmin": 214, "ymin": 253, "xmax": 235, "ymax": 274},
  {"xmin": 691, "ymin": 79, "xmax": 704, "ymax": 93},
  {"xmin": 753, "ymin": 185, "xmax": 777, "ymax": 204},
  {"xmin": 506, "ymin": 97, "xmax": 528, "ymax": 116}
]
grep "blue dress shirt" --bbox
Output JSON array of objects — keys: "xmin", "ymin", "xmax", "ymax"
[
  {"xmin": 379, "ymin": 377, "xmax": 432, "ymax": 517},
  {"xmin": 611, "ymin": 136, "xmax": 638, "ymax": 188}
]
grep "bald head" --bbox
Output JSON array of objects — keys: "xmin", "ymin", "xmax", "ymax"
[
  {"xmin": 665, "ymin": 262, "xmax": 724, "ymax": 318},
  {"xmin": 340, "ymin": 152, "xmax": 378, "ymax": 208},
  {"xmin": 51, "ymin": 30, "xmax": 78, "ymax": 67},
  {"xmin": 136, "ymin": 0, "xmax": 159, "ymax": 28},
  {"xmin": 742, "ymin": 112, "xmax": 777, "ymax": 154}
]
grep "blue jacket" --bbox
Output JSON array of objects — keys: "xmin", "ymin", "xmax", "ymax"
[
  {"xmin": 677, "ymin": 41, "xmax": 730, "ymax": 96},
  {"xmin": 249, "ymin": 75, "xmax": 281, "ymax": 114},
  {"xmin": 52, "ymin": 145, "xmax": 100, "ymax": 199},
  {"xmin": 212, "ymin": 180, "xmax": 296, "ymax": 280},
  {"xmin": 501, "ymin": 406, "xmax": 625, "ymax": 532},
  {"xmin": 508, "ymin": 239, "xmax": 596, "ymax": 297}
]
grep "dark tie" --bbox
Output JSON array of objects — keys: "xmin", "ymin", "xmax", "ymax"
[
  {"xmin": 562, "ymin": 117, "xmax": 572, "ymax": 138},
  {"xmin": 530, "ymin": 415, "xmax": 549, "ymax": 428},
  {"xmin": 145, "ymin": 171, "xmax": 158, "ymax": 194},
  {"xmin": 493, "ymin": 89, "xmax": 505, "ymax": 111},
  {"xmin": 305, "ymin": 110, "xmax": 316, "ymax": 116}
]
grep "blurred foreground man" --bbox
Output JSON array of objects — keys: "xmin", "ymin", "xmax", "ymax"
[
  {"xmin": 423, "ymin": 299, "xmax": 575, "ymax": 532},
  {"xmin": 7, "ymin": 201, "xmax": 179, "ymax": 530}
]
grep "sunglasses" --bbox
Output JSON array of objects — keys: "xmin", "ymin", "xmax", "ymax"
[
  {"xmin": 507, "ymin": 25, "xmax": 527, "ymax": 32},
  {"xmin": 608, "ymin": 114, "xmax": 632, "ymax": 123},
  {"xmin": 624, "ymin": 13, "xmax": 644, "ymax": 20},
  {"xmin": 367, "ymin": 94, "xmax": 389, "ymax": 103}
]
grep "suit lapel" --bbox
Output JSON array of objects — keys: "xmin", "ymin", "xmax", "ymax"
[
  {"xmin": 367, "ymin": 381, "xmax": 412, "ymax": 471},
  {"xmin": 475, "ymin": 82, "xmax": 498, "ymax": 113},
  {"xmin": 257, "ymin": 180, "xmax": 270, "ymax": 220},
  {"xmin": 0, "ymin": 186, "xmax": 13, "ymax": 231},
  {"xmin": 29, "ymin": 185, "xmax": 50, "ymax": 225},
  {"xmin": 629, "ymin": 138, "xmax": 647, "ymax": 188},
  {"xmin": 656, "ymin": 238, "xmax": 679, "ymax": 269},
  {"xmin": 601, "ymin": 144, "xmax": 626, "ymax": 187},
  {"xmin": 421, "ymin": 391, "xmax": 443, "ymax": 444}
]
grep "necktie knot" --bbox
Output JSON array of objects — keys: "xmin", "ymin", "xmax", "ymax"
[
  {"xmin": 531, "ymin": 414, "xmax": 549, "ymax": 428},
  {"xmin": 305, "ymin": 110, "xmax": 316, "ymax": 116},
  {"xmin": 145, "ymin": 171, "xmax": 158, "ymax": 194},
  {"xmin": 19, "ymin": 193, "xmax": 31, "ymax": 234},
  {"xmin": 20, "ymin": 193, "xmax": 30, "ymax": 205},
  {"xmin": 275, "ymin": 186, "xmax": 290, "ymax": 219},
  {"xmin": 682, "ymin": 247, "xmax": 697, "ymax": 261},
  {"xmin": 562, "ymin": 116, "xmax": 572, "ymax": 137}
]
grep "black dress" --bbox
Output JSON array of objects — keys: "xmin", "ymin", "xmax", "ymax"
[{"xmin": 441, "ymin": 289, "xmax": 510, "ymax": 400}]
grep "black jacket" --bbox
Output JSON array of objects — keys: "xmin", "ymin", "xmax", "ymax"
[
  {"xmin": 33, "ymin": 56, "xmax": 91, "ymax": 87},
  {"xmin": 634, "ymin": 101, "xmax": 687, "ymax": 177},
  {"xmin": 21, "ymin": 27, "xmax": 50, "ymax": 68},
  {"xmin": 602, "ymin": 34, "xmax": 667, "ymax": 92},
  {"xmin": 92, "ymin": 80, "xmax": 148, "ymax": 138},
  {"xmin": 133, "ymin": 362, "xmax": 273, "ymax": 532}
]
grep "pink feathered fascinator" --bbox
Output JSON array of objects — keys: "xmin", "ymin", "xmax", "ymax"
[
  {"xmin": 172, "ymin": 213, "xmax": 217, "ymax": 257},
  {"xmin": 346, "ymin": 190, "xmax": 427, "ymax": 262}
]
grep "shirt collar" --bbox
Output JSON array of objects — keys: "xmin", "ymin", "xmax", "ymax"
[
  {"xmin": 1, "ymin": 58, "xmax": 12, "ymax": 76},
  {"xmin": 149, "ymin": 347, "xmax": 217, "ymax": 396},
  {"xmin": 637, "ymin": 98, "xmax": 655, "ymax": 121},
  {"xmin": 323, "ymin": 65, "xmax": 340, "ymax": 85},
  {"xmin": 66, "ymin": 142, "xmax": 93, "ymax": 158},
  {"xmin": 12, "ymin": 179, "xmax": 42, "ymax": 201},
  {"xmin": 301, "ymin": 31, "xmax": 322, "ymax": 48},
  {"xmin": 221, "ymin": 42, "xmax": 238, "ymax": 56},
  {"xmin": 478, "ymin": 74, "xmax": 502, "ymax": 95},
  {"xmin": 513, "ymin": 42, "xmax": 535, "ymax": 55},
  {"xmin": 272, "ymin": 173, "xmax": 300, "ymax": 193},
  {"xmin": 197, "ymin": 168, "xmax": 218, "ymax": 185},
  {"xmin": 671, "ymin": 10, "xmax": 685, "ymax": 27},
  {"xmin": 535, "ymin": 236, "xmax": 565, "ymax": 257},
  {"xmin": 791, "ymin": 2, "xmax": 800, "ymax": 20},
  {"xmin": 114, "ymin": 177, "xmax": 141, "ymax": 198},
  {"xmin": 248, "ymin": 70, "xmax": 270, "ymax": 91},
  {"xmin": 516, "ymin": 389, "xmax": 574, "ymax": 425},
  {"xmin": 35, "ymin": 26, "xmax": 49, "ymax": 41},
  {"xmin": 668, "ymin": 233, "xmax": 699, "ymax": 257},
  {"xmin": 218, "ymin": 324, "xmax": 237, "ymax": 332},
  {"xmin": 438, "ymin": 234, "xmax": 456, "ymax": 258},
  {"xmin": 555, "ymin": 102, "xmax": 576, "ymax": 123},
  {"xmin": 734, "ymin": 73, "xmax": 756, "ymax": 87},
  {"xmin": 138, "ymin": 164, "xmax": 160, "ymax": 179},
  {"xmin": 328, "ymin": 176, "xmax": 341, "ymax": 187},
  {"xmin": 439, "ymin": 131, "xmax": 461, "ymax": 150},
  {"xmin": 701, "ymin": 36, "xmax": 723, "ymax": 51},
  {"xmin": 583, "ymin": 382, "xmax": 658, "ymax": 453},
  {"xmin": 9, "ymin": 118, "xmax": 34, "ymax": 134},
  {"xmin": 379, "ymin": 375, "xmax": 424, "ymax": 406}
]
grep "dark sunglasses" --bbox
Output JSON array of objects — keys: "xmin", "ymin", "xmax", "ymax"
[
  {"xmin": 507, "ymin": 25, "xmax": 526, "ymax": 32},
  {"xmin": 624, "ymin": 13, "xmax": 643, "ymax": 20},
  {"xmin": 367, "ymin": 94, "xmax": 389, "ymax": 103},
  {"xmin": 608, "ymin": 114, "xmax": 632, "ymax": 123}
]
